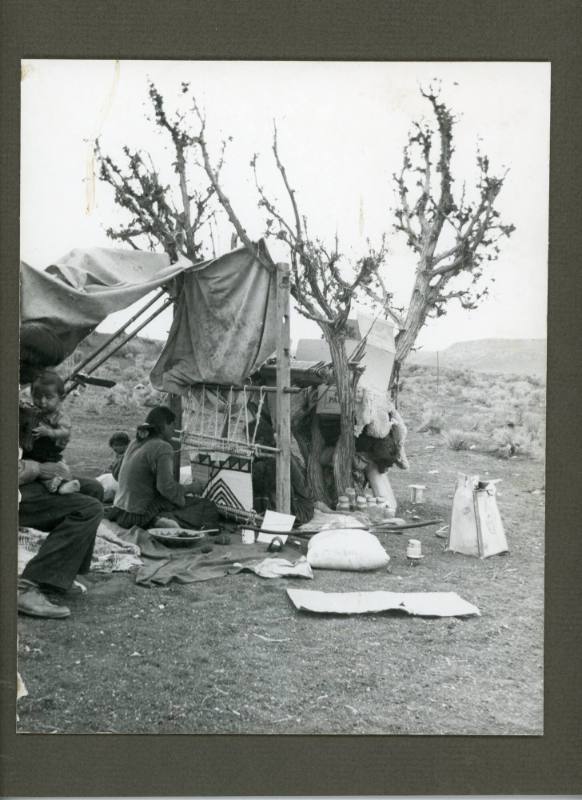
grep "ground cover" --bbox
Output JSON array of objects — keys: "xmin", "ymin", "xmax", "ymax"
[{"xmin": 17, "ymin": 364, "xmax": 545, "ymax": 734}]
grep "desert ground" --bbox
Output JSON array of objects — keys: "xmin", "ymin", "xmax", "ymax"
[{"xmin": 17, "ymin": 351, "xmax": 545, "ymax": 734}]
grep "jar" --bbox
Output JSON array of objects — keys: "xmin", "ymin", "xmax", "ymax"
[
  {"xmin": 336, "ymin": 495, "xmax": 350, "ymax": 513},
  {"xmin": 366, "ymin": 496, "xmax": 378, "ymax": 523},
  {"xmin": 356, "ymin": 496, "xmax": 367, "ymax": 513},
  {"xmin": 345, "ymin": 487, "xmax": 357, "ymax": 510}
]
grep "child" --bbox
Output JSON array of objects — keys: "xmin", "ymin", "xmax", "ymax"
[
  {"xmin": 19, "ymin": 369, "xmax": 80, "ymax": 495},
  {"xmin": 95, "ymin": 431, "xmax": 130, "ymax": 503},
  {"xmin": 108, "ymin": 431, "xmax": 130, "ymax": 480}
]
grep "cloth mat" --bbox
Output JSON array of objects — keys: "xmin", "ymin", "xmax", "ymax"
[
  {"xmin": 18, "ymin": 521, "xmax": 143, "ymax": 575},
  {"xmin": 117, "ymin": 527, "xmax": 309, "ymax": 586},
  {"xmin": 18, "ymin": 521, "xmax": 310, "ymax": 585}
]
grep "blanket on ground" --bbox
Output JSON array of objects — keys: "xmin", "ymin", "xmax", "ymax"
[
  {"xmin": 119, "ymin": 527, "xmax": 310, "ymax": 585},
  {"xmin": 18, "ymin": 521, "xmax": 310, "ymax": 585}
]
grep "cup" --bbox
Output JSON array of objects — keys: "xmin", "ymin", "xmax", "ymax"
[
  {"xmin": 406, "ymin": 539, "xmax": 422, "ymax": 559},
  {"xmin": 409, "ymin": 485, "xmax": 426, "ymax": 503}
]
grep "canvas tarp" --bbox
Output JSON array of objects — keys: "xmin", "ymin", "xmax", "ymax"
[
  {"xmin": 21, "ymin": 242, "xmax": 279, "ymax": 388},
  {"xmin": 20, "ymin": 247, "xmax": 187, "ymax": 357},
  {"xmin": 150, "ymin": 241, "xmax": 278, "ymax": 391}
]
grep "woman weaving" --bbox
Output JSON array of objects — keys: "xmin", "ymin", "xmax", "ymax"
[{"xmin": 108, "ymin": 406, "xmax": 218, "ymax": 530}]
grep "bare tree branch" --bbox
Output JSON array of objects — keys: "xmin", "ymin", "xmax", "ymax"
[{"xmin": 389, "ymin": 85, "xmax": 514, "ymax": 397}]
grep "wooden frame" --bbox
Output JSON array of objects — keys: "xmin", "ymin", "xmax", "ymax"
[
  {"xmin": 63, "ymin": 258, "xmax": 293, "ymax": 511},
  {"xmin": 275, "ymin": 262, "xmax": 291, "ymax": 513}
]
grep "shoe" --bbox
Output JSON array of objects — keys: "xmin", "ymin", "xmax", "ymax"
[
  {"xmin": 17, "ymin": 585, "xmax": 71, "ymax": 618},
  {"xmin": 58, "ymin": 479, "xmax": 81, "ymax": 495}
]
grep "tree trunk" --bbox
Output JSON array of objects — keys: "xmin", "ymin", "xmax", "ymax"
[
  {"xmin": 389, "ymin": 268, "xmax": 432, "ymax": 399},
  {"xmin": 307, "ymin": 411, "xmax": 332, "ymax": 505},
  {"xmin": 291, "ymin": 392, "xmax": 331, "ymax": 506},
  {"xmin": 326, "ymin": 332, "xmax": 355, "ymax": 497}
]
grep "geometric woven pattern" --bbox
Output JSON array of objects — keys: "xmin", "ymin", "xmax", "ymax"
[{"xmin": 195, "ymin": 453, "xmax": 256, "ymax": 524}]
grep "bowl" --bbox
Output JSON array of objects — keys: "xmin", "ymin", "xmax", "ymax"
[{"xmin": 148, "ymin": 528, "xmax": 207, "ymax": 547}]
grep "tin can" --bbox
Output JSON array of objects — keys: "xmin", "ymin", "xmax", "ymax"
[
  {"xmin": 241, "ymin": 529, "xmax": 255, "ymax": 544},
  {"xmin": 406, "ymin": 539, "xmax": 422, "ymax": 559}
]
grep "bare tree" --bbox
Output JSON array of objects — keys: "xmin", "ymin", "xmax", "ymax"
[
  {"xmin": 95, "ymin": 82, "xmax": 513, "ymax": 502},
  {"xmin": 95, "ymin": 83, "xmax": 229, "ymax": 476},
  {"xmin": 389, "ymin": 85, "xmax": 515, "ymax": 395},
  {"xmin": 195, "ymin": 106, "xmax": 391, "ymax": 500},
  {"xmin": 96, "ymin": 82, "xmax": 224, "ymax": 263}
]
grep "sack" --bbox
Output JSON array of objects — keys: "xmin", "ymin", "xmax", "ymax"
[
  {"xmin": 307, "ymin": 529, "xmax": 389, "ymax": 572},
  {"xmin": 448, "ymin": 473, "xmax": 508, "ymax": 558},
  {"xmin": 96, "ymin": 473, "xmax": 118, "ymax": 503}
]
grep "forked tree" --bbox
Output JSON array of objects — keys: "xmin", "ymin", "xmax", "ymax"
[
  {"xmin": 96, "ymin": 82, "xmax": 514, "ymax": 502},
  {"xmin": 194, "ymin": 107, "xmax": 393, "ymax": 500},
  {"xmin": 389, "ymin": 86, "xmax": 515, "ymax": 396},
  {"xmin": 96, "ymin": 82, "xmax": 224, "ymax": 264}
]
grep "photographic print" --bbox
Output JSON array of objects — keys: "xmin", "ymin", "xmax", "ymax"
[{"xmin": 17, "ymin": 59, "xmax": 549, "ymax": 735}]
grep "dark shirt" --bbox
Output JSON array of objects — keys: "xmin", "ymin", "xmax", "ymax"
[
  {"xmin": 113, "ymin": 437, "xmax": 185, "ymax": 514},
  {"xmin": 19, "ymin": 405, "xmax": 71, "ymax": 463}
]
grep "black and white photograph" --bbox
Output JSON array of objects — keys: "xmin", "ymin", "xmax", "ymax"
[{"xmin": 16, "ymin": 59, "xmax": 549, "ymax": 735}]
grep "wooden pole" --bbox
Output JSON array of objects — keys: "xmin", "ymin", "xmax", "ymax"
[
  {"xmin": 275, "ymin": 263, "xmax": 291, "ymax": 513},
  {"xmin": 65, "ymin": 289, "xmax": 167, "ymax": 379},
  {"xmin": 169, "ymin": 393, "xmax": 182, "ymax": 480},
  {"xmin": 169, "ymin": 273, "xmax": 184, "ymax": 479}
]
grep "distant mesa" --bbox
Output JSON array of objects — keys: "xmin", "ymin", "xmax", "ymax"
[{"xmin": 410, "ymin": 338, "xmax": 547, "ymax": 377}]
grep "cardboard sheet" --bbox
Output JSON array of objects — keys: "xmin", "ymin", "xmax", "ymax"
[
  {"xmin": 287, "ymin": 589, "xmax": 480, "ymax": 618},
  {"xmin": 256, "ymin": 510, "xmax": 295, "ymax": 544}
]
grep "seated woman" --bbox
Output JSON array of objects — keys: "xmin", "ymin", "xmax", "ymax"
[{"xmin": 108, "ymin": 405, "xmax": 219, "ymax": 530}]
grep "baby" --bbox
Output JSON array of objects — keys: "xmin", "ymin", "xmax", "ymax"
[{"xmin": 19, "ymin": 369, "xmax": 80, "ymax": 494}]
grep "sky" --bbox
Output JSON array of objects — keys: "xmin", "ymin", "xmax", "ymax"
[{"xmin": 20, "ymin": 60, "xmax": 550, "ymax": 351}]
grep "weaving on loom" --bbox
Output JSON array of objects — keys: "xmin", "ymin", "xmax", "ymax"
[{"xmin": 180, "ymin": 384, "xmax": 276, "ymax": 523}]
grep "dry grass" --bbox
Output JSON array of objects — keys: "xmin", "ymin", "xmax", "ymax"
[
  {"xmin": 17, "ymin": 358, "xmax": 545, "ymax": 735},
  {"xmin": 401, "ymin": 365, "xmax": 545, "ymax": 462}
]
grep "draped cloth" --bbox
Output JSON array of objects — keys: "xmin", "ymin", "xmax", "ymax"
[
  {"xmin": 20, "ymin": 247, "xmax": 186, "ymax": 357},
  {"xmin": 150, "ymin": 241, "xmax": 278, "ymax": 392}
]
